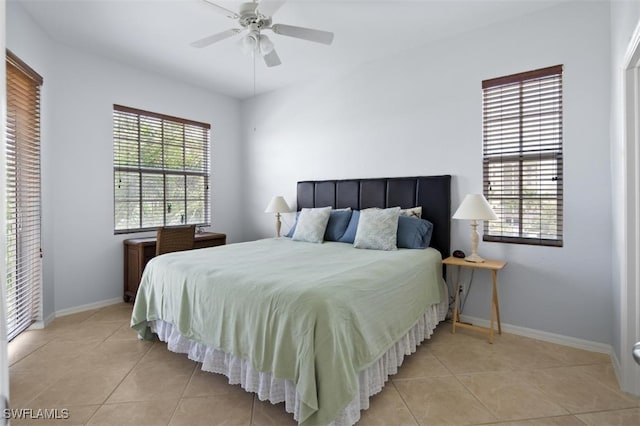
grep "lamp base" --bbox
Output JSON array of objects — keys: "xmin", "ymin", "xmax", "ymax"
[
  {"xmin": 464, "ymin": 253, "xmax": 486, "ymax": 263},
  {"xmin": 275, "ymin": 213, "xmax": 282, "ymax": 238}
]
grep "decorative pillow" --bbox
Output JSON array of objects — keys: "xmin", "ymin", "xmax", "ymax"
[
  {"xmin": 337, "ymin": 210, "xmax": 360, "ymax": 243},
  {"xmin": 324, "ymin": 209, "xmax": 353, "ymax": 241},
  {"xmin": 353, "ymin": 207, "xmax": 401, "ymax": 251},
  {"xmin": 397, "ymin": 215, "xmax": 433, "ymax": 249},
  {"xmin": 284, "ymin": 212, "xmax": 300, "ymax": 238},
  {"xmin": 292, "ymin": 207, "xmax": 331, "ymax": 243},
  {"xmin": 400, "ymin": 206, "xmax": 422, "ymax": 218},
  {"xmin": 286, "ymin": 209, "xmax": 352, "ymax": 241}
]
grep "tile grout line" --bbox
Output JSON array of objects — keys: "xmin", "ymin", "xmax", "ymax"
[
  {"xmin": 167, "ymin": 357, "xmax": 203, "ymax": 425},
  {"xmin": 83, "ymin": 334, "xmax": 156, "ymax": 424},
  {"xmin": 389, "ymin": 380, "xmax": 420, "ymax": 426},
  {"xmin": 180, "ymin": 362, "xmax": 201, "ymax": 399},
  {"xmin": 166, "ymin": 397, "xmax": 182, "ymax": 426},
  {"xmin": 449, "ymin": 372, "xmax": 500, "ymax": 423},
  {"xmin": 250, "ymin": 393, "xmax": 256, "ymax": 426},
  {"xmin": 515, "ymin": 367, "xmax": 626, "ymax": 416},
  {"xmin": 561, "ymin": 363, "xmax": 637, "ymax": 395},
  {"xmin": 8, "ymin": 343, "xmax": 44, "ymax": 367},
  {"xmin": 472, "ymin": 414, "xmax": 589, "ymax": 426},
  {"xmin": 10, "ymin": 317, "xmax": 117, "ymax": 409},
  {"xmin": 429, "ymin": 342, "xmax": 458, "ymax": 378},
  {"xmin": 574, "ymin": 406, "xmax": 640, "ymax": 418}
]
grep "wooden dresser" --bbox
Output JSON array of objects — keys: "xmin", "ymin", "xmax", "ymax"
[{"xmin": 123, "ymin": 232, "xmax": 226, "ymax": 302}]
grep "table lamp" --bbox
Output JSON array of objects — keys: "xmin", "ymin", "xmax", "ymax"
[
  {"xmin": 264, "ymin": 196, "xmax": 290, "ymax": 237},
  {"xmin": 452, "ymin": 194, "xmax": 498, "ymax": 263}
]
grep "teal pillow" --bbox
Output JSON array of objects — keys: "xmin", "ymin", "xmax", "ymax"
[{"xmin": 397, "ymin": 215, "xmax": 433, "ymax": 249}]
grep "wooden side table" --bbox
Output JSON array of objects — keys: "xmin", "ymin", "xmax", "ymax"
[{"xmin": 442, "ymin": 256, "xmax": 507, "ymax": 343}]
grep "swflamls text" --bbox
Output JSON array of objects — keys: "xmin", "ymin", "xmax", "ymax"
[{"xmin": 2, "ymin": 408, "xmax": 70, "ymax": 420}]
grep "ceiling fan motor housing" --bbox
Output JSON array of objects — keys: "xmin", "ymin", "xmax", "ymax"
[{"xmin": 238, "ymin": 2, "xmax": 271, "ymax": 29}]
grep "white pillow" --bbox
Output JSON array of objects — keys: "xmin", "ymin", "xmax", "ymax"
[
  {"xmin": 353, "ymin": 207, "xmax": 401, "ymax": 251},
  {"xmin": 400, "ymin": 206, "xmax": 422, "ymax": 218},
  {"xmin": 292, "ymin": 207, "xmax": 332, "ymax": 243}
]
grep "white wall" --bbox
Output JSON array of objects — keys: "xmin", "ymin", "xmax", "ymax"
[
  {"xmin": 7, "ymin": 1, "xmax": 55, "ymax": 321},
  {"xmin": 610, "ymin": 0, "xmax": 640, "ymax": 391},
  {"xmin": 242, "ymin": 1, "xmax": 613, "ymax": 345},
  {"xmin": 7, "ymin": 1, "xmax": 244, "ymax": 314}
]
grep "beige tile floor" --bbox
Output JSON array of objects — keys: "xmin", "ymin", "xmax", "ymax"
[{"xmin": 7, "ymin": 303, "xmax": 640, "ymax": 425}]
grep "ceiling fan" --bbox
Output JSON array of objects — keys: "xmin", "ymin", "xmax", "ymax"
[{"xmin": 191, "ymin": 0, "xmax": 334, "ymax": 67}]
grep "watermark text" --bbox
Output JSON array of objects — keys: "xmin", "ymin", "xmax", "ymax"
[{"xmin": 2, "ymin": 408, "xmax": 69, "ymax": 420}]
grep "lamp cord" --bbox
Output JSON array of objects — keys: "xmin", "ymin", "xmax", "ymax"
[
  {"xmin": 459, "ymin": 269, "xmax": 474, "ymax": 312},
  {"xmin": 448, "ymin": 268, "xmax": 475, "ymax": 316}
]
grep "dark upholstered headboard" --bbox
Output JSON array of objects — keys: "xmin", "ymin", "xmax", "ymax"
[{"xmin": 296, "ymin": 175, "xmax": 451, "ymax": 260}]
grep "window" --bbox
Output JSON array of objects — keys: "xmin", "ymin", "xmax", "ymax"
[
  {"xmin": 6, "ymin": 50, "xmax": 43, "ymax": 340},
  {"xmin": 482, "ymin": 65, "xmax": 563, "ymax": 246},
  {"xmin": 113, "ymin": 105, "xmax": 211, "ymax": 233}
]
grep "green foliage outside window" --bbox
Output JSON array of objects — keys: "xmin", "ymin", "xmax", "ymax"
[{"xmin": 113, "ymin": 106, "xmax": 211, "ymax": 233}]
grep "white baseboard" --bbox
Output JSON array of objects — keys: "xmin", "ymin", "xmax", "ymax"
[
  {"xmin": 27, "ymin": 311, "xmax": 56, "ymax": 330},
  {"xmin": 25, "ymin": 298, "xmax": 124, "ymax": 331},
  {"xmin": 459, "ymin": 314, "xmax": 613, "ymax": 355},
  {"xmin": 611, "ymin": 350, "xmax": 623, "ymax": 388},
  {"xmin": 54, "ymin": 297, "xmax": 123, "ymax": 318}
]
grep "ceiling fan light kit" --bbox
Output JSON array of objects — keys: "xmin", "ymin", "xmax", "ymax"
[
  {"xmin": 192, "ymin": 0, "xmax": 334, "ymax": 67},
  {"xmin": 240, "ymin": 26, "xmax": 275, "ymax": 57},
  {"xmin": 258, "ymin": 35, "xmax": 275, "ymax": 55}
]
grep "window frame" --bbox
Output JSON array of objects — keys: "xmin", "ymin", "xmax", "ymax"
[
  {"xmin": 113, "ymin": 105, "xmax": 211, "ymax": 234},
  {"xmin": 482, "ymin": 64, "xmax": 564, "ymax": 247}
]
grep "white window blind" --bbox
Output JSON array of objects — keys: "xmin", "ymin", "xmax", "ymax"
[
  {"xmin": 6, "ymin": 50, "xmax": 43, "ymax": 340},
  {"xmin": 482, "ymin": 65, "xmax": 563, "ymax": 246},
  {"xmin": 113, "ymin": 105, "xmax": 211, "ymax": 233}
]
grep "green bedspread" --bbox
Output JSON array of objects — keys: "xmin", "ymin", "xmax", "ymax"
[{"xmin": 131, "ymin": 238, "xmax": 443, "ymax": 426}]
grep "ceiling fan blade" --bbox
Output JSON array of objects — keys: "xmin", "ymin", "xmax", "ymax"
[
  {"xmin": 258, "ymin": 1, "xmax": 286, "ymax": 17},
  {"xmin": 271, "ymin": 24, "xmax": 334, "ymax": 45},
  {"xmin": 202, "ymin": 0, "xmax": 239, "ymax": 19},
  {"xmin": 191, "ymin": 29, "xmax": 241, "ymax": 48},
  {"xmin": 263, "ymin": 48, "xmax": 282, "ymax": 67}
]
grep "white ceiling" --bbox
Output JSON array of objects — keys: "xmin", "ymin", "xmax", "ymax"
[{"xmin": 16, "ymin": 0, "xmax": 567, "ymax": 99}]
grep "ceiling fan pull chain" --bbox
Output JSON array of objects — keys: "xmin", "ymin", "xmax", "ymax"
[{"xmin": 253, "ymin": 48, "xmax": 257, "ymax": 132}]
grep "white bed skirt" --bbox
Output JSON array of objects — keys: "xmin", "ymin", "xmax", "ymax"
[{"xmin": 150, "ymin": 294, "xmax": 448, "ymax": 425}]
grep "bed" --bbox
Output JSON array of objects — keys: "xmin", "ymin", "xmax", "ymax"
[{"xmin": 131, "ymin": 175, "xmax": 451, "ymax": 426}]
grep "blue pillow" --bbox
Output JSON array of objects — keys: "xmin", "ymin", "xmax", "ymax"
[
  {"xmin": 324, "ymin": 209, "xmax": 353, "ymax": 241},
  {"xmin": 337, "ymin": 210, "xmax": 360, "ymax": 243},
  {"xmin": 397, "ymin": 215, "xmax": 433, "ymax": 249},
  {"xmin": 286, "ymin": 210, "xmax": 353, "ymax": 241},
  {"xmin": 285, "ymin": 212, "xmax": 300, "ymax": 238}
]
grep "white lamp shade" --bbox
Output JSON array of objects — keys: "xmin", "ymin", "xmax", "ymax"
[
  {"xmin": 264, "ymin": 196, "xmax": 290, "ymax": 213},
  {"xmin": 452, "ymin": 194, "xmax": 498, "ymax": 221}
]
